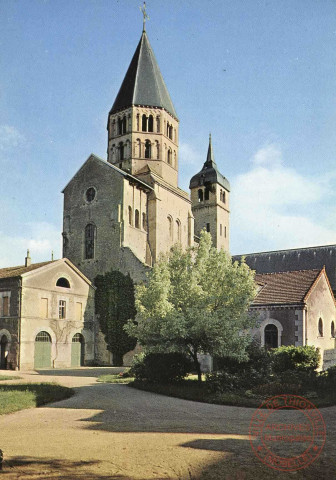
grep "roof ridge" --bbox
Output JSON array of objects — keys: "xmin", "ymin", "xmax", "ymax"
[
  {"xmin": 235, "ymin": 244, "xmax": 336, "ymax": 257},
  {"xmin": 255, "ymin": 268, "xmax": 321, "ymax": 276}
]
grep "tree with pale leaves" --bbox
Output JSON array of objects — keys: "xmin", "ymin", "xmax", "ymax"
[{"xmin": 125, "ymin": 231, "xmax": 257, "ymax": 381}]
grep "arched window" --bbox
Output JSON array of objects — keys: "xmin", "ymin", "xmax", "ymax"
[
  {"xmin": 118, "ymin": 117, "xmax": 122, "ymax": 135},
  {"xmin": 135, "ymin": 209, "xmax": 140, "ymax": 228},
  {"xmin": 111, "ymin": 119, "xmax": 116, "ymax": 136},
  {"xmin": 223, "ymin": 191, "xmax": 226, "ymax": 203},
  {"xmin": 318, "ymin": 318, "xmax": 323, "ymax": 337},
  {"xmin": 156, "ymin": 116, "xmax": 160, "ymax": 132},
  {"xmin": 167, "ymin": 148, "xmax": 172, "ymax": 165},
  {"xmin": 145, "ymin": 140, "xmax": 151, "ymax": 159},
  {"xmin": 220, "ymin": 190, "xmax": 223, "ymax": 202},
  {"xmin": 264, "ymin": 324, "xmax": 278, "ymax": 349},
  {"xmin": 176, "ymin": 219, "xmax": 181, "ymax": 243},
  {"xmin": 137, "ymin": 139, "xmax": 141, "ymax": 158},
  {"xmin": 331, "ymin": 321, "xmax": 335, "ymax": 338},
  {"xmin": 119, "ymin": 142, "xmax": 124, "ymax": 161},
  {"xmin": 142, "ymin": 114, "xmax": 147, "ymax": 132},
  {"xmin": 148, "ymin": 115, "xmax": 153, "ymax": 132},
  {"xmin": 56, "ymin": 277, "xmax": 70, "ymax": 288},
  {"xmin": 35, "ymin": 331, "xmax": 51, "ymax": 343},
  {"xmin": 167, "ymin": 216, "xmax": 173, "ymax": 240},
  {"xmin": 85, "ymin": 224, "xmax": 95, "ymax": 259},
  {"xmin": 136, "ymin": 114, "xmax": 140, "ymax": 131},
  {"xmin": 128, "ymin": 206, "xmax": 133, "ymax": 226},
  {"xmin": 169, "ymin": 125, "xmax": 173, "ymax": 139},
  {"xmin": 155, "ymin": 141, "xmax": 160, "ymax": 159},
  {"xmin": 198, "ymin": 189, "xmax": 203, "ymax": 202},
  {"xmin": 142, "ymin": 212, "xmax": 147, "ymax": 231},
  {"xmin": 205, "ymin": 187, "xmax": 210, "ymax": 201},
  {"xmin": 122, "ymin": 116, "xmax": 127, "ymax": 134}
]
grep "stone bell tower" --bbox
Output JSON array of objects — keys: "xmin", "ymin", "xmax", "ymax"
[
  {"xmin": 106, "ymin": 23, "xmax": 179, "ymax": 188},
  {"xmin": 189, "ymin": 135, "xmax": 230, "ymax": 251}
]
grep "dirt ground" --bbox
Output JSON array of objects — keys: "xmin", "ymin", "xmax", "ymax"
[{"xmin": 0, "ymin": 368, "xmax": 335, "ymax": 480}]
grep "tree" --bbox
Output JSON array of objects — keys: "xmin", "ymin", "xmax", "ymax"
[
  {"xmin": 95, "ymin": 271, "xmax": 137, "ymax": 366},
  {"xmin": 125, "ymin": 231, "xmax": 257, "ymax": 381}
]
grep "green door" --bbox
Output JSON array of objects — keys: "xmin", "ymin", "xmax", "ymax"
[
  {"xmin": 34, "ymin": 331, "xmax": 51, "ymax": 368},
  {"xmin": 71, "ymin": 334, "xmax": 84, "ymax": 367}
]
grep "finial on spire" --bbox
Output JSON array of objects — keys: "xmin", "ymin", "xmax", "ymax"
[{"xmin": 140, "ymin": 2, "xmax": 149, "ymax": 32}]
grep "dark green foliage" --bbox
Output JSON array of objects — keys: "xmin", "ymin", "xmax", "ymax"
[
  {"xmin": 271, "ymin": 345, "xmax": 320, "ymax": 373},
  {"xmin": 206, "ymin": 368, "xmax": 268, "ymax": 393},
  {"xmin": 129, "ymin": 352, "xmax": 193, "ymax": 383},
  {"xmin": 95, "ymin": 271, "xmax": 137, "ymax": 366},
  {"xmin": 213, "ymin": 341, "xmax": 272, "ymax": 376}
]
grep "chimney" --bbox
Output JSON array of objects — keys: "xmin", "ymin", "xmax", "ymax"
[{"xmin": 25, "ymin": 249, "xmax": 31, "ymax": 267}]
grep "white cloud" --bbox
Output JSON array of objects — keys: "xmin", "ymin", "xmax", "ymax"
[
  {"xmin": 252, "ymin": 144, "xmax": 283, "ymax": 167},
  {"xmin": 179, "ymin": 142, "xmax": 203, "ymax": 166},
  {"xmin": 0, "ymin": 125, "xmax": 24, "ymax": 150},
  {"xmin": 231, "ymin": 144, "xmax": 336, "ymax": 254},
  {"xmin": 0, "ymin": 222, "xmax": 61, "ymax": 268}
]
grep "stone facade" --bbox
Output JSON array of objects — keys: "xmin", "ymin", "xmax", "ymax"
[
  {"xmin": 0, "ymin": 258, "xmax": 95, "ymax": 370},
  {"xmin": 250, "ymin": 269, "xmax": 336, "ymax": 369},
  {"xmin": 62, "ymin": 31, "xmax": 227, "ymax": 286}
]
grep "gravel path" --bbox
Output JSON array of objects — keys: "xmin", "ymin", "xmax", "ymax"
[{"xmin": 0, "ymin": 369, "xmax": 335, "ymax": 479}]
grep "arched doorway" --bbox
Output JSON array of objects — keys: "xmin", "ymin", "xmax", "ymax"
[
  {"xmin": 0, "ymin": 335, "xmax": 8, "ymax": 369},
  {"xmin": 264, "ymin": 324, "xmax": 278, "ymax": 349},
  {"xmin": 34, "ymin": 331, "xmax": 52, "ymax": 369},
  {"xmin": 71, "ymin": 333, "xmax": 85, "ymax": 367}
]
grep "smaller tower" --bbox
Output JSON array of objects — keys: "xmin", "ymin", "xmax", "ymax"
[{"xmin": 189, "ymin": 135, "xmax": 230, "ymax": 251}]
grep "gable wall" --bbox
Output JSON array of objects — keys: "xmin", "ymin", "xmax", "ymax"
[
  {"xmin": 63, "ymin": 157, "xmax": 124, "ymax": 282},
  {"xmin": 19, "ymin": 262, "xmax": 95, "ymax": 370},
  {"xmin": 306, "ymin": 274, "xmax": 336, "ymax": 361}
]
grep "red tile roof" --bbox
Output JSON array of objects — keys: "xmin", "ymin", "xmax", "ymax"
[
  {"xmin": 253, "ymin": 269, "xmax": 322, "ymax": 306},
  {"xmin": 0, "ymin": 261, "xmax": 54, "ymax": 279}
]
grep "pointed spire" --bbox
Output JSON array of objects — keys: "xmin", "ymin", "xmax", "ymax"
[
  {"xmin": 189, "ymin": 135, "xmax": 230, "ymax": 191},
  {"xmin": 205, "ymin": 133, "xmax": 217, "ymax": 167},
  {"xmin": 110, "ymin": 30, "xmax": 178, "ymax": 119}
]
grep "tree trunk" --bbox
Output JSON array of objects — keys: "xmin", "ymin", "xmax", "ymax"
[
  {"xmin": 112, "ymin": 352, "xmax": 124, "ymax": 366},
  {"xmin": 191, "ymin": 350, "xmax": 202, "ymax": 382}
]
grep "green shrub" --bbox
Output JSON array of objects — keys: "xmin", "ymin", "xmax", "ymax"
[
  {"xmin": 206, "ymin": 367, "xmax": 269, "ymax": 393},
  {"xmin": 129, "ymin": 352, "xmax": 192, "ymax": 383},
  {"xmin": 271, "ymin": 346, "xmax": 320, "ymax": 373},
  {"xmin": 213, "ymin": 342, "xmax": 272, "ymax": 376}
]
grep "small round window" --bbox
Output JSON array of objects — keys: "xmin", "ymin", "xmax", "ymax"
[{"xmin": 86, "ymin": 187, "xmax": 96, "ymax": 203}]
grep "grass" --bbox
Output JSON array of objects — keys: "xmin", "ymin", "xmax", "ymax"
[
  {"xmin": 129, "ymin": 378, "xmax": 336, "ymax": 408},
  {"xmin": 0, "ymin": 383, "xmax": 74, "ymax": 415},
  {"xmin": 97, "ymin": 374, "xmax": 133, "ymax": 384},
  {"xmin": 0, "ymin": 375, "xmax": 20, "ymax": 381}
]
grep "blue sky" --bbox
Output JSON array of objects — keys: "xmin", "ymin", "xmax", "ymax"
[{"xmin": 1, "ymin": 0, "xmax": 335, "ymax": 266}]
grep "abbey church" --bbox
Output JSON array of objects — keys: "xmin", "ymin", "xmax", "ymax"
[
  {"xmin": 62, "ymin": 27, "xmax": 230, "ymax": 285},
  {"xmin": 0, "ymin": 20, "xmax": 335, "ymax": 371}
]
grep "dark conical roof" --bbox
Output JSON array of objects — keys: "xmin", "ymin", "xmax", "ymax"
[
  {"xmin": 189, "ymin": 135, "xmax": 230, "ymax": 191},
  {"xmin": 110, "ymin": 31, "xmax": 178, "ymax": 119}
]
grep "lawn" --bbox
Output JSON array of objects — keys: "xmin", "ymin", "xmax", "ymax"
[
  {"xmin": 0, "ymin": 383, "xmax": 74, "ymax": 415},
  {"xmin": 0, "ymin": 375, "xmax": 20, "ymax": 381},
  {"xmin": 129, "ymin": 378, "xmax": 336, "ymax": 408},
  {"xmin": 97, "ymin": 374, "xmax": 132, "ymax": 384},
  {"xmin": 97, "ymin": 373, "xmax": 336, "ymax": 408}
]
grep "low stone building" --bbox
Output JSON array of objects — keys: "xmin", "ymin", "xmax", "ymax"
[
  {"xmin": 250, "ymin": 268, "xmax": 336, "ymax": 368},
  {"xmin": 0, "ymin": 253, "xmax": 96, "ymax": 370}
]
